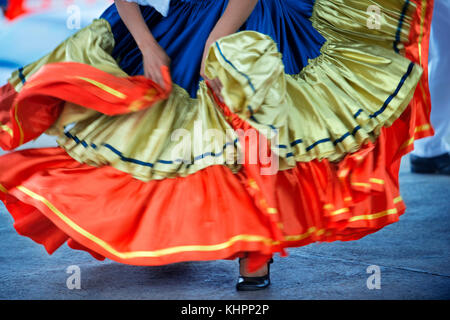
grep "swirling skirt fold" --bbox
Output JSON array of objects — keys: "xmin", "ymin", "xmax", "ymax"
[{"xmin": 0, "ymin": 0, "xmax": 434, "ymax": 271}]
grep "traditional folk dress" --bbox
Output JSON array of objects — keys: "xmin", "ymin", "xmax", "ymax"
[{"xmin": 0, "ymin": 0, "xmax": 434, "ymax": 271}]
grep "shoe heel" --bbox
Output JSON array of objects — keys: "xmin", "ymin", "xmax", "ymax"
[{"xmin": 236, "ymin": 257, "xmax": 272, "ymax": 291}]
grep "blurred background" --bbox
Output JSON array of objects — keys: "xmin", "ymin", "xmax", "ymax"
[
  {"xmin": 0, "ymin": 0, "xmax": 112, "ymax": 153},
  {"xmin": 0, "ymin": 1, "xmax": 112, "ymax": 81}
]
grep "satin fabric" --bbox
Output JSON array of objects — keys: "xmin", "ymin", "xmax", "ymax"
[
  {"xmin": 55, "ymin": 0, "xmax": 422, "ymax": 181},
  {"xmin": 0, "ymin": 0, "xmax": 435, "ymax": 271},
  {"xmin": 404, "ymin": 0, "xmax": 435, "ymax": 144},
  {"xmin": 2, "ymin": 11, "xmax": 422, "ymax": 181},
  {"xmin": 101, "ymin": 0, "xmax": 326, "ymax": 97},
  {"xmin": 0, "ymin": 57, "xmax": 172, "ymax": 151}
]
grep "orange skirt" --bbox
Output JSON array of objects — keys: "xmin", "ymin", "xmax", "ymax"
[{"xmin": 0, "ymin": 0, "xmax": 435, "ymax": 272}]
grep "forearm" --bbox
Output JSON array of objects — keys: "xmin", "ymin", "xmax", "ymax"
[
  {"xmin": 208, "ymin": 0, "xmax": 258, "ymax": 40},
  {"xmin": 115, "ymin": 1, "xmax": 170, "ymax": 85},
  {"xmin": 200, "ymin": 0, "xmax": 258, "ymax": 93},
  {"xmin": 114, "ymin": 0, "xmax": 158, "ymax": 50}
]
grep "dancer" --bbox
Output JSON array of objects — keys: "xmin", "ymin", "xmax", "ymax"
[{"xmin": 0, "ymin": 0, "xmax": 434, "ymax": 291}]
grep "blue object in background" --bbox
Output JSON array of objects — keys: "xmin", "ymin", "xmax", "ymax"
[
  {"xmin": 0, "ymin": 1, "xmax": 110, "ymax": 154},
  {"xmin": 0, "ymin": 1, "xmax": 110, "ymax": 84}
]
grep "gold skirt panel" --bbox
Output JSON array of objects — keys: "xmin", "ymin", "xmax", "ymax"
[{"xmin": 14, "ymin": 0, "xmax": 422, "ymax": 181}]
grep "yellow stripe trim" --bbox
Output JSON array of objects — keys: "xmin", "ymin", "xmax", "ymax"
[
  {"xmin": 394, "ymin": 196, "xmax": 403, "ymax": 204},
  {"xmin": 1, "ymin": 124, "xmax": 13, "ymax": 137},
  {"xmin": 259, "ymin": 198, "xmax": 279, "ymax": 215},
  {"xmin": 0, "ymin": 183, "xmax": 8, "ymax": 194},
  {"xmin": 419, "ymin": 81, "xmax": 428, "ymax": 109},
  {"xmin": 16, "ymin": 185, "xmax": 276, "ymax": 258},
  {"xmin": 401, "ymin": 136, "xmax": 415, "ymax": 149},
  {"xmin": 330, "ymin": 208, "xmax": 349, "ymax": 216},
  {"xmin": 248, "ymin": 178, "xmax": 259, "ymax": 190},
  {"xmin": 13, "ymin": 103, "xmax": 24, "ymax": 146},
  {"xmin": 315, "ymin": 229, "xmax": 325, "ymax": 236},
  {"xmin": 351, "ymin": 182, "xmax": 371, "ymax": 188},
  {"xmin": 10, "ymin": 185, "xmax": 404, "ymax": 259},
  {"xmin": 75, "ymin": 76, "xmax": 127, "ymax": 100},
  {"xmin": 417, "ymin": 1, "xmax": 430, "ymax": 113},
  {"xmin": 370, "ymin": 178, "xmax": 385, "ymax": 185},
  {"xmin": 338, "ymin": 168, "xmax": 349, "ymax": 178},
  {"xmin": 348, "ymin": 208, "xmax": 398, "ymax": 222},
  {"xmin": 400, "ymin": 124, "xmax": 432, "ymax": 149},
  {"xmin": 285, "ymin": 227, "xmax": 317, "ymax": 241},
  {"xmin": 418, "ymin": 0, "xmax": 427, "ymax": 66},
  {"xmin": 415, "ymin": 124, "xmax": 431, "ymax": 133}
]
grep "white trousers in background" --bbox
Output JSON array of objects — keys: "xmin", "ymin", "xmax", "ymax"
[{"xmin": 412, "ymin": 0, "xmax": 450, "ymax": 158}]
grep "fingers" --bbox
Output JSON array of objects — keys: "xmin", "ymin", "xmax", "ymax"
[
  {"xmin": 142, "ymin": 48, "xmax": 171, "ymax": 88},
  {"xmin": 151, "ymin": 68, "xmax": 164, "ymax": 88},
  {"xmin": 207, "ymin": 77, "xmax": 224, "ymax": 102},
  {"xmin": 144, "ymin": 63, "xmax": 166, "ymax": 88}
]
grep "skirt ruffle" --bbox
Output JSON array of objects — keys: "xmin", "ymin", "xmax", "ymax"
[
  {"xmin": 0, "ymin": 0, "xmax": 435, "ymax": 271},
  {"xmin": 0, "ymin": 134, "xmax": 406, "ymax": 271}
]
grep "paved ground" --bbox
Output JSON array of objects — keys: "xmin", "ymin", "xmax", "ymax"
[{"xmin": 1, "ymin": 2, "xmax": 449, "ymax": 300}]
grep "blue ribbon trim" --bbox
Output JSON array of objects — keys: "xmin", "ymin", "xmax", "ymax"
[
  {"xmin": 394, "ymin": 0, "xmax": 410, "ymax": 53},
  {"xmin": 63, "ymin": 33, "xmax": 416, "ymax": 166},
  {"xmin": 18, "ymin": 67, "xmax": 26, "ymax": 84},
  {"xmin": 215, "ymin": 42, "xmax": 256, "ymax": 92},
  {"xmin": 64, "ymin": 131, "xmax": 238, "ymax": 167},
  {"xmin": 281, "ymin": 62, "xmax": 415, "ymax": 156}
]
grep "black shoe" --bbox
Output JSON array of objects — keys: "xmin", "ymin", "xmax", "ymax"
[
  {"xmin": 410, "ymin": 153, "xmax": 450, "ymax": 175},
  {"xmin": 236, "ymin": 257, "xmax": 273, "ymax": 291}
]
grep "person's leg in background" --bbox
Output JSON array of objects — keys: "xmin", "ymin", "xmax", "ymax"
[{"xmin": 411, "ymin": 0, "xmax": 450, "ymax": 175}]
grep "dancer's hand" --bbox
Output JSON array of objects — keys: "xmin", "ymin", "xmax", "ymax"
[
  {"xmin": 114, "ymin": 0, "xmax": 171, "ymax": 87},
  {"xmin": 141, "ymin": 42, "xmax": 171, "ymax": 88},
  {"xmin": 200, "ymin": 38, "xmax": 224, "ymax": 102}
]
